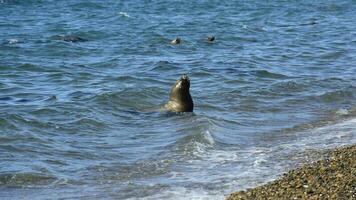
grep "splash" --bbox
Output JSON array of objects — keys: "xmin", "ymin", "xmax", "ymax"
[{"xmin": 118, "ymin": 12, "xmax": 131, "ymax": 18}]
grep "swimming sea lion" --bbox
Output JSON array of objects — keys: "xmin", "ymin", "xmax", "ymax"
[
  {"xmin": 163, "ymin": 74, "xmax": 194, "ymax": 112},
  {"xmin": 171, "ymin": 37, "xmax": 181, "ymax": 45},
  {"xmin": 207, "ymin": 36, "xmax": 215, "ymax": 42}
]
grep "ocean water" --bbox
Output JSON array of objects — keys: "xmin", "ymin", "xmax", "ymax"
[{"xmin": 1, "ymin": 0, "xmax": 356, "ymax": 199}]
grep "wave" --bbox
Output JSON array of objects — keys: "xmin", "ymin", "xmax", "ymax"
[
  {"xmin": 62, "ymin": 117, "xmax": 106, "ymax": 130},
  {"xmin": 150, "ymin": 60, "xmax": 181, "ymax": 72},
  {"xmin": 0, "ymin": 93, "xmax": 57, "ymax": 106},
  {"xmin": 170, "ymin": 117, "xmax": 216, "ymax": 158},
  {"xmin": 175, "ymin": 130, "xmax": 215, "ymax": 158},
  {"xmin": 252, "ymin": 70, "xmax": 290, "ymax": 79},
  {"xmin": 313, "ymin": 88, "xmax": 355, "ymax": 103},
  {"xmin": 0, "ymin": 172, "xmax": 57, "ymax": 187},
  {"xmin": 270, "ymin": 80, "xmax": 306, "ymax": 93},
  {"xmin": 70, "ymin": 2, "xmax": 106, "ymax": 9},
  {"xmin": 91, "ymin": 86, "xmax": 166, "ymax": 111},
  {"xmin": 2, "ymin": 38, "xmax": 20, "ymax": 45},
  {"xmin": 0, "ymin": 116, "xmax": 18, "ymax": 131},
  {"xmin": 166, "ymin": 116, "xmax": 356, "ymax": 198},
  {"xmin": 16, "ymin": 63, "xmax": 47, "ymax": 72},
  {"xmin": 88, "ymin": 159, "xmax": 172, "ymax": 182}
]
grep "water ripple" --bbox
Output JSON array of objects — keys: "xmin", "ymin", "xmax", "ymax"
[{"xmin": 1, "ymin": 0, "xmax": 356, "ymax": 199}]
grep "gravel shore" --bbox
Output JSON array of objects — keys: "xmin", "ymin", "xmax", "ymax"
[{"xmin": 227, "ymin": 145, "xmax": 356, "ymax": 200}]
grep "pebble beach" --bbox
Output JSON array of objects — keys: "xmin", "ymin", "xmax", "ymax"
[{"xmin": 227, "ymin": 145, "xmax": 356, "ymax": 200}]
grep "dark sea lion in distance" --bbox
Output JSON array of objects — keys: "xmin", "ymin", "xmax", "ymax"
[
  {"xmin": 54, "ymin": 35, "xmax": 87, "ymax": 43},
  {"xmin": 163, "ymin": 74, "xmax": 194, "ymax": 112},
  {"xmin": 170, "ymin": 37, "xmax": 181, "ymax": 45},
  {"xmin": 207, "ymin": 36, "xmax": 215, "ymax": 42}
]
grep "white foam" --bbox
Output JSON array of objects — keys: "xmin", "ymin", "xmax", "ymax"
[
  {"xmin": 302, "ymin": 117, "xmax": 356, "ymax": 146},
  {"xmin": 182, "ymin": 130, "xmax": 216, "ymax": 157},
  {"xmin": 6, "ymin": 38, "xmax": 19, "ymax": 44},
  {"xmin": 204, "ymin": 130, "xmax": 215, "ymax": 145},
  {"xmin": 136, "ymin": 118, "xmax": 356, "ymax": 200},
  {"xmin": 335, "ymin": 108, "xmax": 349, "ymax": 115},
  {"xmin": 134, "ymin": 187, "xmax": 223, "ymax": 200},
  {"xmin": 118, "ymin": 12, "xmax": 131, "ymax": 18}
]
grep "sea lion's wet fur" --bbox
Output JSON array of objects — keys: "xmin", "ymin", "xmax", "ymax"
[{"xmin": 164, "ymin": 75, "xmax": 193, "ymax": 112}]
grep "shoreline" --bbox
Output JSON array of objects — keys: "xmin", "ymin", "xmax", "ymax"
[{"xmin": 226, "ymin": 144, "xmax": 356, "ymax": 200}]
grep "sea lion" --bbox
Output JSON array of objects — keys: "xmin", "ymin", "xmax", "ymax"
[
  {"xmin": 207, "ymin": 36, "xmax": 215, "ymax": 42},
  {"xmin": 54, "ymin": 35, "xmax": 87, "ymax": 43},
  {"xmin": 163, "ymin": 74, "xmax": 194, "ymax": 112},
  {"xmin": 170, "ymin": 37, "xmax": 181, "ymax": 45}
]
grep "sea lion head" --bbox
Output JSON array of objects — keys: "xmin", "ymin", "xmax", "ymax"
[
  {"xmin": 165, "ymin": 74, "xmax": 193, "ymax": 112},
  {"xmin": 207, "ymin": 36, "xmax": 215, "ymax": 42},
  {"xmin": 170, "ymin": 74, "xmax": 190, "ymax": 99},
  {"xmin": 171, "ymin": 37, "xmax": 181, "ymax": 45}
]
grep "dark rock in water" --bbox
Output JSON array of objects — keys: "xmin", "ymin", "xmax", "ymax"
[{"xmin": 54, "ymin": 35, "xmax": 87, "ymax": 43}]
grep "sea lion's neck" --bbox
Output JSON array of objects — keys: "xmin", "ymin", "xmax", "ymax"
[
  {"xmin": 167, "ymin": 91, "xmax": 193, "ymax": 112},
  {"xmin": 170, "ymin": 88, "xmax": 191, "ymax": 102}
]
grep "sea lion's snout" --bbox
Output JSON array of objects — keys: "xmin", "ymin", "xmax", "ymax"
[
  {"xmin": 180, "ymin": 74, "xmax": 189, "ymax": 82},
  {"xmin": 178, "ymin": 74, "xmax": 190, "ymax": 89}
]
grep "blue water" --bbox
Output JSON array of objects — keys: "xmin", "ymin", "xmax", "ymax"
[{"xmin": 1, "ymin": 0, "xmax": 356, "ymax": 199}]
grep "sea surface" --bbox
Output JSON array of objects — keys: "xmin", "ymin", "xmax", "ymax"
[{"xmin": 1, "ymin": 0, "xmax": 356, "ymax": 199}]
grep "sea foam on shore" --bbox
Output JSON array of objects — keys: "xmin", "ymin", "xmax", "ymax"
[{"xmin": 227, "ymin": 145, "xmax": 356, "ymax": 200}]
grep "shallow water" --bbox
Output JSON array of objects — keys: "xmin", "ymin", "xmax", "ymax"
[{"xmin": 1, "ymin": 0, "xmax": 356, "ymax": 199}]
